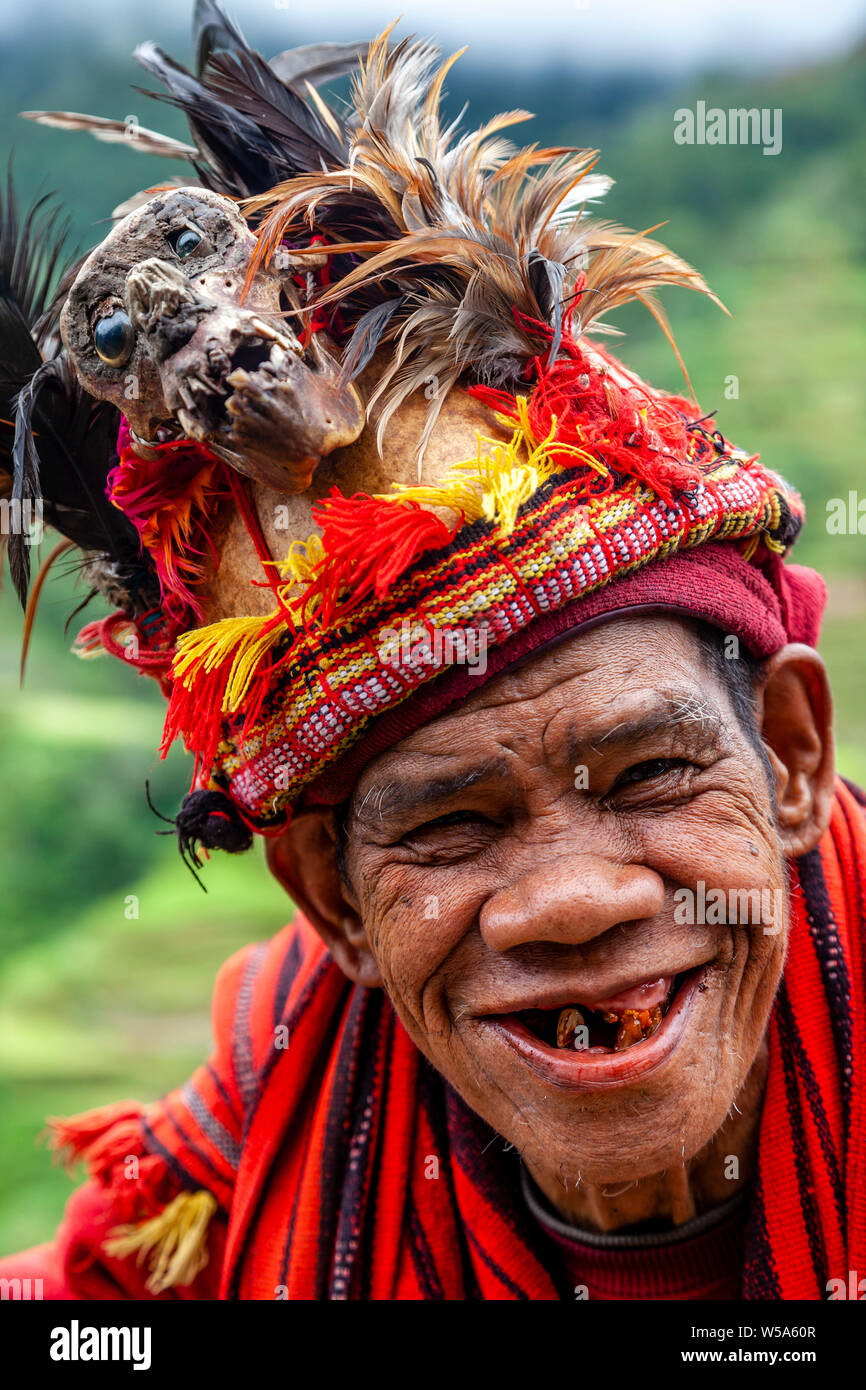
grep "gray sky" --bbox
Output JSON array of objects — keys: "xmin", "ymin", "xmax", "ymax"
[{"xmin": 2, "ymin": 0, "xmax": 864, "ymax": 72}]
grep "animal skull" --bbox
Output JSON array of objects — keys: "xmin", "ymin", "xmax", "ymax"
[{"xmin": 60, "ymin": 186, "xmax": 365, "ymax": 491}]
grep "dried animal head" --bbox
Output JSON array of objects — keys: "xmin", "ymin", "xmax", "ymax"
[{"xmin": 59, "ymin": 186, "xmax": 364, "ymax": 491}]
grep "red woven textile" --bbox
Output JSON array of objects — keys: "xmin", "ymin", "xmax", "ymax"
[
  {"xmin": 306, "ymin": 543, "xmax": 827, "ymax": 808},
  {"xmin": 2, "ymin": 780, "xmax": 863, "ymax": 1300}
]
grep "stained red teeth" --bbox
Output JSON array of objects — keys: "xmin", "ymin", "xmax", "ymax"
[
  {"xmin": 556, "ymin": 1007, "xmax": 586, "ymax": 1049},
  {"xmin": 614, "ymin": 1004, "xmax": 663, "ymax": 1052},
  {"xmin": 552, "ymin": 1000, "xmax": 667, "ymax": 1052}
]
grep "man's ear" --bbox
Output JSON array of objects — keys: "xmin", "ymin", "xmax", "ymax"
[
  {"xmin": 755, "ymin": 643, "xmax": 835, "ymax": 858},
  {"xmin": 265, "ymin": 808, "xmax": 383, "ymax": 988}
]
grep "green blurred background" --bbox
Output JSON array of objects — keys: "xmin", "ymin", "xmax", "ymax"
[{"xmin": 1, "ymin": 3, "xmax": 864, "ymax": 1254}]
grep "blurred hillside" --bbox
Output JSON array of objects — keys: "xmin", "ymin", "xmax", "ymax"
[{"xmin": 0, "ymin": 16, "xmax": 864, "ymax": 1252}]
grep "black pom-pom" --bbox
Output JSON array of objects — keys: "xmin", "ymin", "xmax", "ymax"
[
  {"xmin": 146, "ymin": 782, "xmax": 253, "ymax": 888},
  {"xmin": 175, "ymin": 788, "xmax": 254, "ymax": 862}
]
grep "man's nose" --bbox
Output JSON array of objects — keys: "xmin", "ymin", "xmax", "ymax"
[{"xmin": 479, "ymin": 855, "xmax": 666, "ymax": 952}]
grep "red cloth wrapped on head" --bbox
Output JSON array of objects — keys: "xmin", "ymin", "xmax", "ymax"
[{"xmin": 304, "ymin": 542, "xmax": 827, "ymax": 808}]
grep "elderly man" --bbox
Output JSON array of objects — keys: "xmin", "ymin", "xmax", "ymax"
[{"xmin": 0, "ymin": 12, "xmax": 862, "ymax": 1302}]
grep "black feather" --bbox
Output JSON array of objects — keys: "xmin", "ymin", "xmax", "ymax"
[
  {"xmin": 0, "ymin": 172, "xmax": 68, "ymax": 597},
  {"xmin": 340, "ymin": 296, "xmax": 405, "ymax": 383},
  {"xmin": 205, "ymin": 47, "xmax": 348, "ymax": 170},
  {"xmin": 0, "ymin": 164, "xmax": 71, "ymax": 345},
  {"xmin": 135, "ymin": 27, "xmax": 350, "ymax": 202},
  {"xmin": 134, "ymin": 42, "xmax": 264, "ymax": 198},
  {"xmin": 9, "ymin": 354, "xmax": 150, "ymax": 607},
  {"xmin": 526, "ymin": 249, "xmax": 566, "ymax": 366},
  {"xmin": 193, "ymin": 0, "xmax": 248, "ymax": 77},
  {"xmin": 193, "ymin": 0, "xmax": 366, "ymax": 93}
]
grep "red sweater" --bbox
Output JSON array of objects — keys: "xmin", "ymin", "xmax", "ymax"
[{"xmin": 521, "ymin": 1169, "xmax": 748, "ymax": 1300}]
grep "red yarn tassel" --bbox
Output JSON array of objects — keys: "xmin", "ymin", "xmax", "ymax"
[
  {"xmin": 161, "ymin": 660, "xmax": 233, "ymax": 783},
  {"xmin": 107, "ymin": 433, "xmax": 230, "ymax": 621},
  {"xmin": 45, "ymin": 1101, "xmax": 180, "ymax": 1225},
  {"xmin": 46, "ymin": 1101, "xmax": 147, "ymax": 1172},
  {"xmin": 471, "ymin": 343, "xmax": 702, "ymax": 506},
  {"xmin": 300, "ymin": 490, "xmax": 458, "ymax": 626}
]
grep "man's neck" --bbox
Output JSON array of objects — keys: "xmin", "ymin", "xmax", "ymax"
[{"xmin": 524, "ymin": 1040, "xmax": 768, "ymax": 1234}]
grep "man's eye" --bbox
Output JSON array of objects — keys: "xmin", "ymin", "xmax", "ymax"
[
  {"xmin": 409, "ymin": 809, "xmax": 492, "ymax": 837},
  {"xmin": 167, "ymin": 226, "xmax": 204, "ymax": 259},
  {"xmin": 616, "ymin": 758, "xmax": 689, "ymax": 787}
]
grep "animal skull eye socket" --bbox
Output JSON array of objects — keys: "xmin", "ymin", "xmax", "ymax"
[
  {"xmin": 168, "ymin": 226, "xmax": 204, "ymax": 259},
  {"xmin": 93, "ymin": 309, "xmax": 135, "ymax": 366}
]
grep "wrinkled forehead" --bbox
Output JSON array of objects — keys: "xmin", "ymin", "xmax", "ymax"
[
  {"xmin": 337, "ymin": 614, "xmax": 727, "ymax": 811},
  {"xmin": 65, "ymin": 187, "xmax": 252, "ymax": 304},
  {"xmin": 384, "ymin": 615, "xmax": 709, "ymax": 747}
]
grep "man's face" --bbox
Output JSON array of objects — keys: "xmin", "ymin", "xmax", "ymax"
[{"xmin": 340, "ymin": 615, "xmax": 788, "ymax": 1185}]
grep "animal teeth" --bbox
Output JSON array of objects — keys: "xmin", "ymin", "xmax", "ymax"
[
  {"xmin": 248, "ymin": 316, "xmax": 300, "ymax": 354},
  {"xmin": 177, "ymin": 408, "xmax": 204, "ymax": 439},
  {"xmin": 189, "ymin": 372, "xmax": 218, "ymax": 395},
  {"xmin": 556, "ymin": 1007, "xmax": 585, "ymax": 1049}
]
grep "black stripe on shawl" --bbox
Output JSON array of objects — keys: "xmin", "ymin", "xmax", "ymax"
[
  {"xmin": 314, "ymin": 984, "xmax": 372, "ymax": 1299},
  {"xmin": 774, "ymin": 980, "xmax": 846, "ymax": 1233},
  {"xmin": 139, "ymin": 1115, "xmax": 220, "ymax": 1194},
  {"xmin": 797, "ymin": 847, "xmax": 854, "ymax": 1120},
  {"xmin": 156, "ymin": 1104, "xmax": 233, "ymax": 1188},
  {"xmin": 275, "ymin": 1146, "xmax": 308, "ymax": 1298},
  {"xmin": 741, "ymin": 1176, "xmax": 782, "ymax": 1299},
  {"xmin": 407, "ymin": 1198, "xmax": 445, "ymax": 1299},
  {"xmin": 464, "ymin": 1226, "xmax": 533, "ymax": 1300},
  {"xmin": 271, "ymin": 931, "xmax": 304, "ymax": 1032},
  {"xmin": 776, "ymin": 1014, "xmax": 829, "ymax": 1294},
  {"xmin": 330, "ymin": 990, "xmax": 391, "ymax": 1299},
  {"xmin": 841, "ymin": 776, "xmax": 866, "ymax": 809},
  {"xmin": 205, "ymin": 1060, "xmax": 240, "ymax": 1124},
  {"xmin": 244, "ymin": 953, "xmax": 340, "ymax": 1138},
  {"xmin": 445, "ymin": 1088, "xmax": 554, "ymax": 1299},
  {"xmin": 271, "ymin": 973, "xmax": 358, "ymax": 1295},
  {"xmin": 417, "ymin": 1058, "xmax": 480, "ymax": 1298}
]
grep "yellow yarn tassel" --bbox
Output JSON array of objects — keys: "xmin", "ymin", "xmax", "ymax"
[
  {"xmin": 277, "ymin": 533, "xmax": 326, "ymax": 586},
  {"xmin": 104, "ymin": 1189, "xmax": 218, "ymax": 1294},
  {"xmin": 173, "ymin": 613, "xmax": 289, "ymax": 711},
  {"xmin": 388, "ymin": 401, "xmax": 606, "ymax": 538}
]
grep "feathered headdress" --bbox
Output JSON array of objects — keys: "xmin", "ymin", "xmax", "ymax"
[
  {"xmin": 5, "ymin": 4, "xmax": 806, "ymax": 871},
  {"xmin": 24, "ymin": 3, "xmax": 719, "ymax": 462},
  {"xmin": 245, "ymin": 22, "xmax": 722, "ymax": 457}
]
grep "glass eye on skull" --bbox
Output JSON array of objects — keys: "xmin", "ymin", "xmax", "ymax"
[
  {"xmin": 168, "ymin": 226, "xmax": 203, "ymax": 259},
  {"xmin": 93, "ymin": 309, "xmax": 135, "ymax": 367}
]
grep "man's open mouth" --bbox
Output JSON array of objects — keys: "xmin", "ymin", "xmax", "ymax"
[
  {"xmin": 493, "ymin": 972, "xmax": 694, "ymax": 1056},
  {"xmin": 480, "ymin": 966, "xmax": 709, "ymax": 1091}
]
